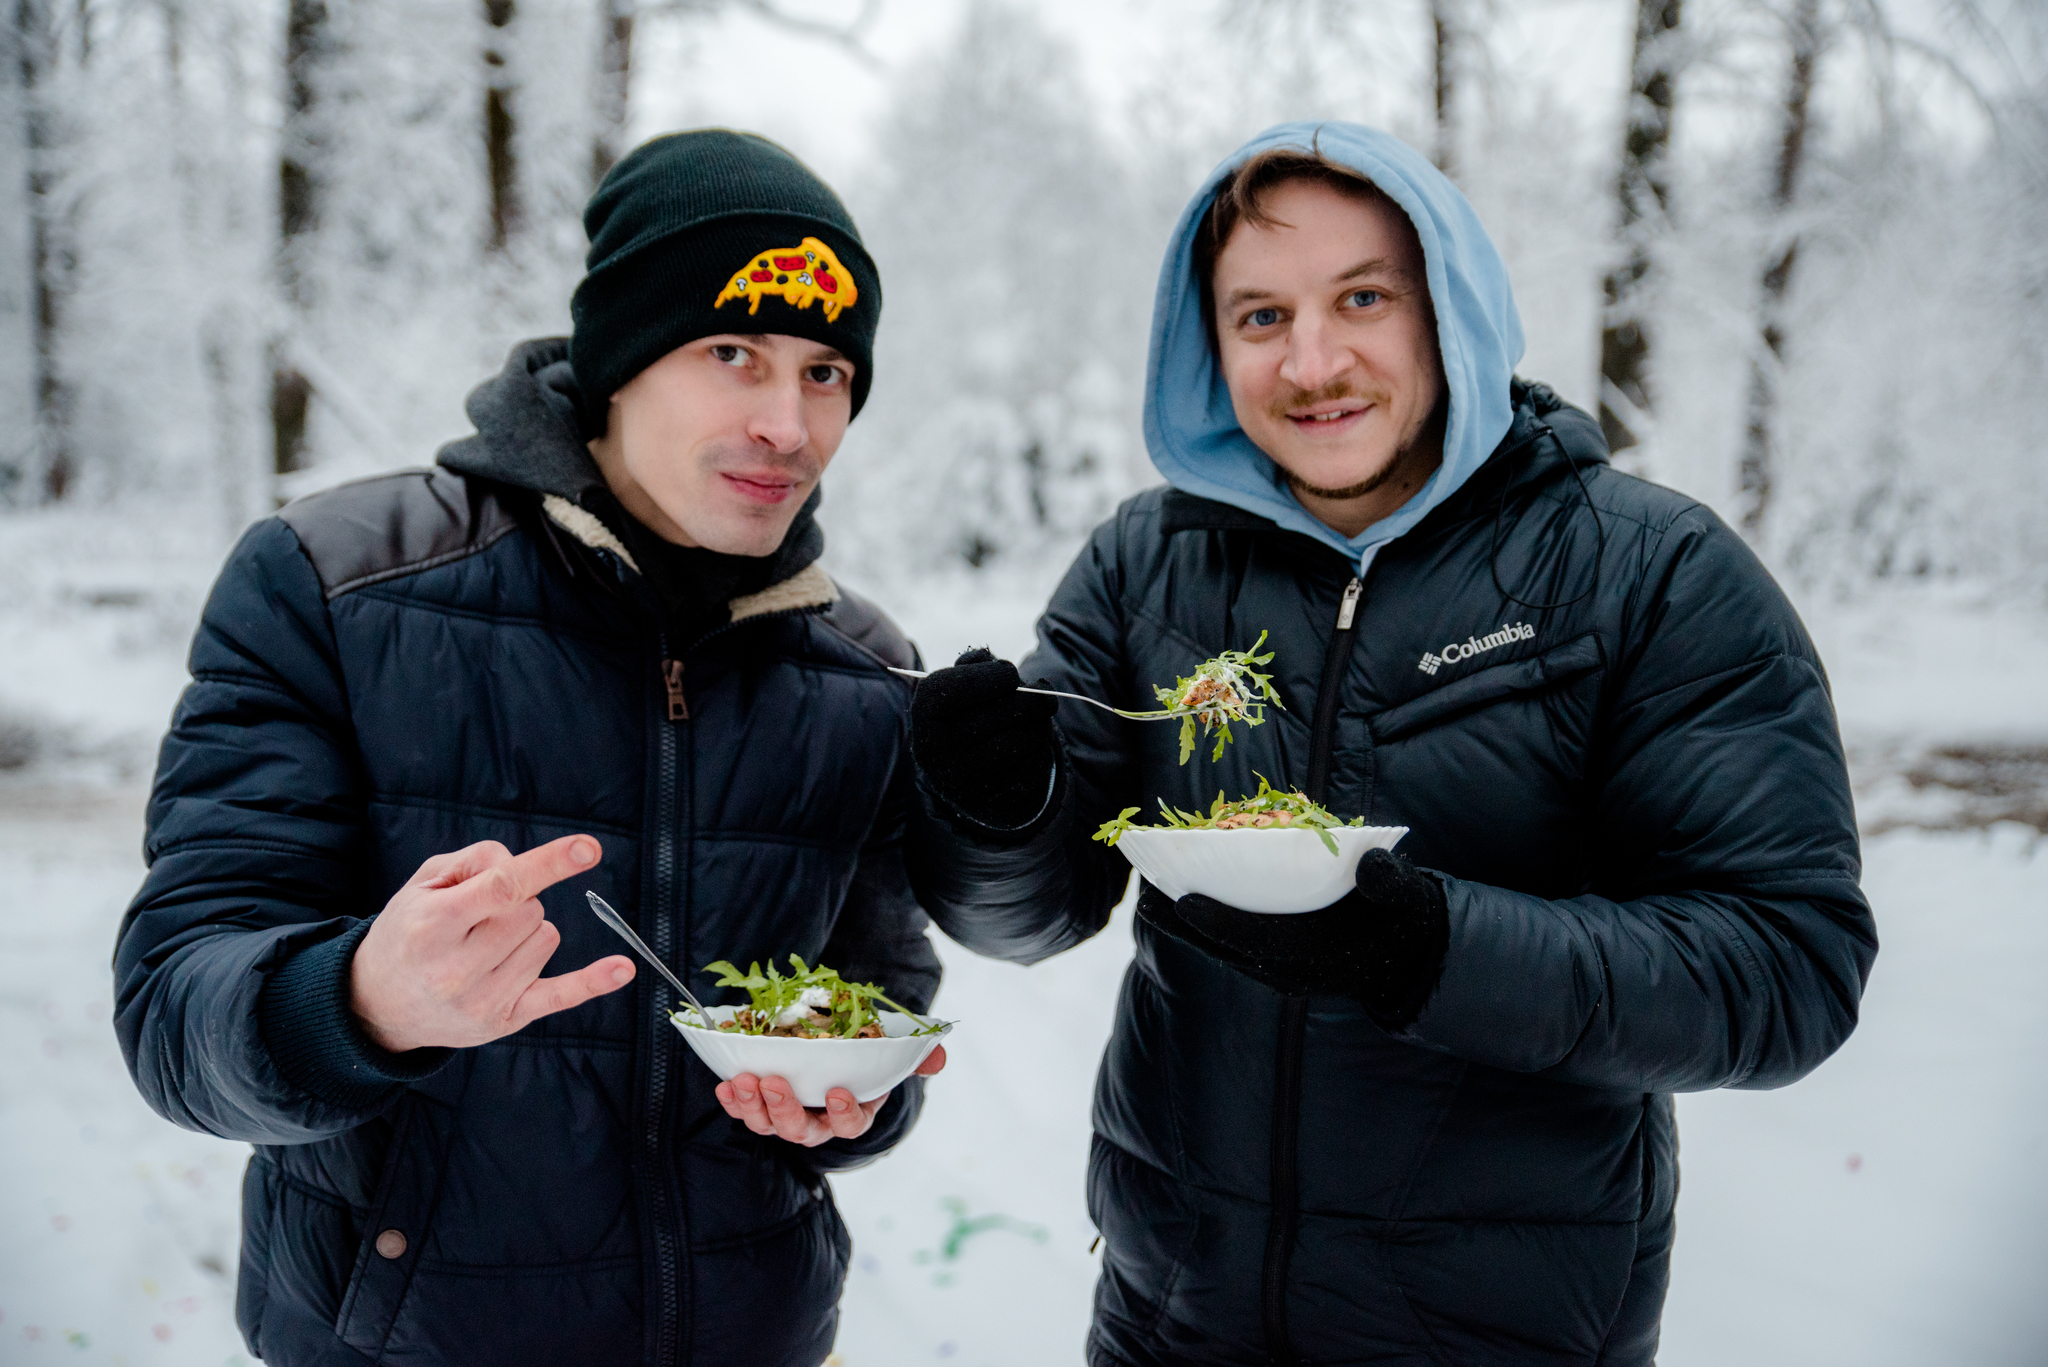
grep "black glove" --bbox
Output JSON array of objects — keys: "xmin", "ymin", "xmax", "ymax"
[
  {"xmin": 908, "ymin": 648, "xmax": 1059, "ymax": 831},
  {"xmin": 1136, "ymin": 849, "xmax": 1450, "ymax": 1029}
]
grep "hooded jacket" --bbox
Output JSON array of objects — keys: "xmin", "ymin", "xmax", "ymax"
[
  {"xmin": 904, "ymin": 123, "xmax": 1875, "ymax": 1365},
  {"xmin": 113, "ymin": 339, "xmax": 939, "ymax": 1367}
]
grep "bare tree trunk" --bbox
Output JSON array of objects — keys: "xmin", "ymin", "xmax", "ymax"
[
  {"xmin": 1598, "ymin": 0, "xmax": 1684, "ymax": 457},
  {"xmin": 1738, "ymin": 0, "xmax": 1822, "ymax": 539},
  {"xmin": 484, "ymin": 0, "xmax": 520, "ymax": 251},
  {"xmin": 0, "ymin": 14, "xmax": 34, "ymax": 501},
  {"xmin": 272, "ymin": 0, "xmax": 328, "ymax": 480},
  {"xmin": 160, "ymin": 0, "xmax": 181, "ymax": 78},
  {"xmin": 1431, "ymin": 0, "xmax": 1458, "ymax": 178},
  {"xmin": 17, "ymin": 0, "xmax": 72, "ymax": 501},
  {"xmin": 279, "ymin": 0, "xmax": 323, "ymax": 271},
  {"xmin": 593, "ymin": 0, "xmax": 633, "ymax": 186}
]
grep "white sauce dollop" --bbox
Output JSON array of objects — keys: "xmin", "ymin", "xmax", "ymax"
[{"xmin": 771, "ymin": 986, "xmax": 835, "ymax": 1027}]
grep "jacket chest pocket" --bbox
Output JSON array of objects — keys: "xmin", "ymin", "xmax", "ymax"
[
  {"xmin": 1368, "ymin": 634, "xmax": 1604, "ymax": 745},
  {"xmin": 1360, "ymin": 635, "xmax": 1604, "ymax": 888}
]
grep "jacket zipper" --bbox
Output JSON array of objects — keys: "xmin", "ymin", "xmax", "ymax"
[
  {"xmin": 662, "ymin": 659, "xmax": 689, "ymax": 721},
  {"xmin": 646, "ymin": 631, "xmax": 685, "ymax": 1367},
  {"xmin": 1263, "ymin": 572, "xmax": 1363, "ymax": 1367},
  {"xmin": 643, "ymin": 608, "xmax": 825, "ymax": 1366},
  {"xmin": 1304, "ymin": 577, "xmax": 1362, "ymax": 801},
  {"xmin": 562, "ymin": 551, "xmax": 829, "ymax": 1364}
]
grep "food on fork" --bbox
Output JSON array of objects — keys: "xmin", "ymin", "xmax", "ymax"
[{"xmin": 1122, "ymin": 631, "xmax": 1285, "ymax": 764}]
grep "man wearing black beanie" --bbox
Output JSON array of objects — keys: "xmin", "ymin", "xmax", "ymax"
[{"xmin": 114, "ymin": 129, "xmax": 939, "ymax": 1367}]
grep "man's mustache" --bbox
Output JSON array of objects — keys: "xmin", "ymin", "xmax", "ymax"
[
  {"xmin": 1264, "ymin": 378, "xmax": 1387, "ymax": 424},
  {"xmin": 708, "ymin": 447, "xmax": 823, "ymax": 484}
]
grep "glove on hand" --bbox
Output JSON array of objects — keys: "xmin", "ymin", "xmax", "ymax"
[
  {"xmin": 908, "ymin": 648, "xmax": 1059, "ymax": 831},
  {"xmin": 1136, "ymin": 849, "xmax": 1450, "ymax": 1029}
]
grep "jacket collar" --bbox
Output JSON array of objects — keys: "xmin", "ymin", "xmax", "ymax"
[{"xmin": 540, "ymin": 494, "xmax": 841, "ymax": 620}]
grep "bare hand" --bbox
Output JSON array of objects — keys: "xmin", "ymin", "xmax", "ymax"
[
  {"xmin": 714, "ymin": 1045, "xmax": 948, "ymax": 1148},
  {"xmin": 350, "ymin": 835, "xmax": 636, "ymax": 1053}
]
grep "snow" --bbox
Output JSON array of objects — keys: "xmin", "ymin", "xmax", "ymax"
[
  {"xmin": 0, "ymin": 508, "xmax": 222, "ymax": 773},
  {"xmin": 0, "ymin": 777, "xmax": 247, "ymax": 1362},
  {"xmin": 1659, "ymin": 824, "xmax": 2048, "ymax": 1367},
  {"xmin": 1, "ymin": 525, "xmax": 2044, "ymax": 1363},
  {"xmin": 1807, "ymin": 586, "xmax": 2048, "ymax": 749}
]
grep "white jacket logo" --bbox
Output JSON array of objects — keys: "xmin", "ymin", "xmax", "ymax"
[{"xmin": 1418, "ymin": 623, "xmax": 1534, "ymax": 676}]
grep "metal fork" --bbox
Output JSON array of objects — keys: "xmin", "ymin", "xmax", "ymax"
[{"xmin": 885, "ymin": 666, "xmax": 1160, "ymax": 720}]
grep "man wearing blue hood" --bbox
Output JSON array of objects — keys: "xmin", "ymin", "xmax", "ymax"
[{"xmin": 902, "ymin": 123, "xmax": 1875, "ymax": 1364}]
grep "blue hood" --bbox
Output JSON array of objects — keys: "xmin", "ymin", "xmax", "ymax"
[{"xmin": 1142, "ymin": 121, "xmax": 1525, "ymax": 571}]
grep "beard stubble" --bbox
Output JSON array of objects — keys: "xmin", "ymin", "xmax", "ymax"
[{"xmin": 1270, "ymin": 379, "xmax": 1446, "ymax": 502}]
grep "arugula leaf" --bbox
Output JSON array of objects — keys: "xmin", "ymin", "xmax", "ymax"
[
  {"xmin": 685, "ymin": 954, "xmax": 941, "ymax": 1037},
  {"xmin": 1091, "ymin": 776, "xmax": 1361, "ymax": 854},
  {"xmin": 704, "ymin": 959, "xmax": 767, "ymax": 990},
  {"xmin": 1091, "ymin": 807, "xmax": 1142, "ymax": 847},
  {"xmin": 1117, "ymin": 631, "xmax": 1285, "ymax": 766}
]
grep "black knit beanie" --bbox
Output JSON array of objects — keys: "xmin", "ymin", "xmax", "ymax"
[{"xmin": 570, "ymin": 129, "xmax": 881, "ymax": 418}]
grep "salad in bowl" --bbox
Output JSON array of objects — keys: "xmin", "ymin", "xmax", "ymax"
[
  {"xmin": 1097, "ymin": 778, "xmax": 1408, "ymax": 914},
  {"xmin": 673, "ymin": 955, "xmax": 951, "ymax": 1106}
]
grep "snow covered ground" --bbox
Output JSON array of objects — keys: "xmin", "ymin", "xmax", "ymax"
[
  {"xmin": 0, "ymin": 776, "xmax": 248, "ymax": 1362},
  {"xmin": 1, "ymin": 509, "xmax": 2044, "ymax": 1364}
]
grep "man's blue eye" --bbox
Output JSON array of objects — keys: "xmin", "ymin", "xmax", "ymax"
[
  {"xmin": 1246, "ymin": 308, "xmax": 1281, "ymax": 328},
  {"xmin": 1347, "ymin": 290, "xmax": 1382, "ymax": 308}
]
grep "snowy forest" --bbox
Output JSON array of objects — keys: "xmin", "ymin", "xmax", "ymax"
[
  {"xmin": 2, "ymin": 0, "xmax": 2046, "ymax": 1363},
  {"xmin": 1, "ymin": 0, "xmax": 2044, "ymax": 585}
]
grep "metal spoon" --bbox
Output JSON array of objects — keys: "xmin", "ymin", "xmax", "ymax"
[
  {"xmin": 886, "ymin": 666, "xmax": 1160, "ymax": 720},
  {"xmin": 584, "ymin": 891, "xmax": 713, "ymax": 1026}
]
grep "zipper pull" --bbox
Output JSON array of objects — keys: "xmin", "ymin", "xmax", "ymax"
[
  {"xmin": 661, "ymin": 659, "xmax": 689, "ymax": 721},
  {"xmin": 1335, "ymin": 577, "xmax": 1362, "ymax": 631}
]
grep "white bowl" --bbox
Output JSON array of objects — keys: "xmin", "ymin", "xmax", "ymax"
[
  {"xmin": 1116, "ymin": 824, "xmax": 1409, "ymax": 914},
  {"xmin": 672, "ymin": 1005, "xmax": 952, "ymax": 1106}
]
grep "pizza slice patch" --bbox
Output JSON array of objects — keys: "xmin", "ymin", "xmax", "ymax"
[{"xmin": 713, "ymin": 236, "xmax": 859, "ymax": 323}]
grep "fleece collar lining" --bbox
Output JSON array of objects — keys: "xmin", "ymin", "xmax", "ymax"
[
  {"xmin": 542, "ymin": 494, "xmax": 840, "ymax": 622},
  {"xmin": 542, "ymin": 495, "xmax": 640, "ymax": 573}
]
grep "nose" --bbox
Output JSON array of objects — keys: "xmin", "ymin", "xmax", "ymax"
[
  {"xmin": 1279, "ymin": 312, "xmax": 1353, "ymax": 395},
  {"xmin": 746, "ymin": 376, "xmax": 809, "ymax": 455}
]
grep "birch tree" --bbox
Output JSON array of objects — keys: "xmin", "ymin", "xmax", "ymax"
[
  {"xmin": 12, "ymin": 0, "xmax": 74, "ymax": 500},
  {"xmin": 272, "ymin": 0, "xmax": 329, "ymax": 478},
  {"xmin": 1598, "ymin": 0, "xmax": 1684, "ymax": 457},
  {"xmin": 1736, "ymin": 0, "xmax": 1820, "ymax": 536},
  {"xmin": 1431, "ymin": 0, "xmax": 1463, "ymax": 175},
  {"xmin": 484, "ymin": 0, "xmax": 520, "ymax": 251},
  {"xmin": 592, "ymin": 0, "xmax": 633, "ymax": 184},
  {"xmin": 0, "ymin": 10, "xmax": 34, "ymax": 499},
  {"xmin": 1735, "ymin": 0, "xmax": 2011, "ymax": 540}
]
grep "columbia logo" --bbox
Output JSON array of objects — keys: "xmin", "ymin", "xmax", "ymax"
[{"xmin": 1418, "ymin": 622, "xmax": 1534, "ymax": 675}]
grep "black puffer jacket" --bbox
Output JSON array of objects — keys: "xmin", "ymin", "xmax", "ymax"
[
  {"xmin": 907, "ymin": 384, "xmax": 1875, "ymax": 1366},
  {"xmin": 113, "ymin": 346, "xmax": 938, "ymax": 1367}
]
